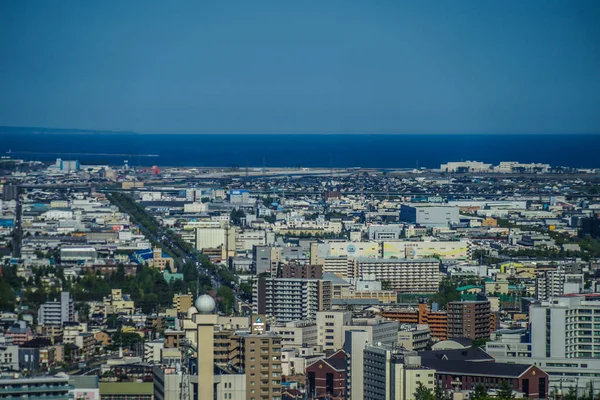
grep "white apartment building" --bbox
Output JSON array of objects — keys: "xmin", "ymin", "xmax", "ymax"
[
  {"xmin": 253, "ymin": 277, "xmax": 332, "ymax": 323},
  {"xmin": 38, "ymin": 292, "xmax": 74, "ymax": 326},
  {"xmin": 536, "ymin": 268, "xmax": 584, "ymax": 300},
  {"xmin": 487, "ymin": 296, "xmax": 600, "ymax": 390}
]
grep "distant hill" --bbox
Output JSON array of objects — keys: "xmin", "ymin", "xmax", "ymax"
[{"xmin": 0, "ymin": 125, "xmax": 138, "ymax": 135}]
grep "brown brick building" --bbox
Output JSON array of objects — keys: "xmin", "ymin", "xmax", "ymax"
[
  {"xmin": 306, "ymin": 350, "xmax": 346, "ymax": 399},
  {"xmin": 279, "ymin": 263, "xmax": 323, "ymax": 279},
  {"xmin": 447, "ymin": 301, "xmax": 491, "ymax": 340}
]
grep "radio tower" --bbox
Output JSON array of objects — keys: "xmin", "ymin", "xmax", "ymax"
[{"xmin": 179, "ymin": 338, "xmax": 194, "ymax": 400}]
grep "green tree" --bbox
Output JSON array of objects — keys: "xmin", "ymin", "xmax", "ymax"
[
  {"xmin": 563, "ymin": 387, "xmax": 577, "ymax": 400},
  {"xmin": 414, "ymin": 382, "xmax": 436, "ymax": 400},
  {"xmin": 471, "ymin": 384, "xmax": 488, "ymax": 400},
  {"xmin": 497, "ymin": 380, "xmax": 515, "ymax": 400},
  {"xmin": 435, "ymin": 385, "xmax": 452, "ymax": 400}
]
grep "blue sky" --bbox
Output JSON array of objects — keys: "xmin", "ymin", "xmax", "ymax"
[{"xmin": 0, "ymin": 0, "xmax": 599, "ymax": 134}]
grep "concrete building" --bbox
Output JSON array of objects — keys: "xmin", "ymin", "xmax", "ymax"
[
  {"xmin": 397, "ymin": 324, "xmax": 431, "ymax": 352},
  {"xmin": 253, "ymin": 277, "xmax": 332, "ymax": 323},
  {"xmin": 0, "ymin": 375, "xmax": 73, "ymax": 400},
  {"xmin": 317, "ymin": 311, "xmax": 353, "ymax": 352},
  {"xmin": 440, "ymin": 161, "xmax": 492, "ymax": 173},
  {"xmin": 447, "ymin": 301, "xmax": 491, "ymax": 340},
  {"xmin": 195, "ymin": 227, "xmax": 235, "ymax": 252},
  {"xmin": 214, "ymin": 366, "xmax": 246, "ymax": 400},
  {"xmin": 342, "ymin": 317, "xmax": 400, "ymax": 348},
  {"xmin": 536, "ymin": 268, "xmax": 583, "ymax": 300},
  {"xmin": 60, "ymin": 246, "xmax": 98, "ymax": 263},
  {"xmin": 279, "ymin": 263, "xmax": 322, "ymax": 279},
  {"xmin": 400, "ymin": 205, "xmax": 460, "ymax": 227},
  {"xmin": 323, "ymin": 257, "xmax": 352, "ymax": 278},
  {"xmin": 240, "ymin": 332, "xmax": 282, "ymax": 400},
  {"xmin": 352, "ymin": 258, "xmax": 440, "ymax": 293},
  {"xmin": 270, "ymin": 320, "xmax": 318, "ymax": 349},
  {"xmin": 486, "ymin": 295, "xmax": 600, "ymax": 390},
  {"xmin": 382, "ymin": 304, "xmax": 448, "ymax": 341},
  {"xmin": 344, "ymin": 330, "xmax": 370, "ymax": 400},
  {"xmin": 38, "ymin": 292, "xmax": 74, "ymax": 326},
  {"xmin": 367, "ymin": 224, "xmax": 402, "ymax": 240},
  {"xmin": 363, "ymin": 344, "xmax": 435, "ymax": 400},
  {"xmin": 253, "ymin": 246, "xmax": 281, "ymax": 275},
  {"xmin": 382, "ymin": 240, "xmax": 471, "ymax": 260}
]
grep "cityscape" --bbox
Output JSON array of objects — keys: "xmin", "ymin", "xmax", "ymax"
[
  {"xmin": 1, "ymin": 1, "xmax": 599, "ymax": 400},
  {"xmin": 0, "ymin": 155, "xmax": 600, "ymax": 400}
]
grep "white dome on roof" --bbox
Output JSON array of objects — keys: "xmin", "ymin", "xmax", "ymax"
[{"xmin": 195, "ymin": 295, "xmax": 216, "ymax": 314}]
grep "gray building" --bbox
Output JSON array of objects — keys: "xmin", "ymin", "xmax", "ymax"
[
  {"xmin": 38, "ymin": 292, "xmax": 74, "ymax": 326},
  {"xmin": 344, "ymin": 330, "xmax": 370, "ymax": 400},
  {"xmin": 0, "ymin": 375, "xmax": 72, "ymax": 400},
  {"xmin": 367, "ymin": 224, "xmax": 402, "ymax": 240},
  {"xmin": 400, "ymin": 205, "xmax": 459, "ymax": 227},
  {"xmin": 253, "ymin": 277, "xmax": 331, "ymax": 323},
  {"xmin": 363, "ymin": 343, "xmax": 435, "ymax": 400}
]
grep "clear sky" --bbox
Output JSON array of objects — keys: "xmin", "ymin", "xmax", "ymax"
[{"xmin": 0, "ymin": 0, "xmax": 599, "ymax": 134}]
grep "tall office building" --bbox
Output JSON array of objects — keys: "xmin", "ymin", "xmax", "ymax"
[
  {"xmin": 344, "ymin": 330, "xmax": 370, "ymax": 400},
  {"xmin": 363, "ymin": 343, "xmax": 435, "ymax": 400},
  {"xmin": 253, "ymin": 277, "xmax": 331, "ymax": 323},
  {"xmin": 38, "ymin": 292, "xmax": 74, "ymax": 326},
  {"xmin": 447, "ymin": 301, "xmax": 491, "ymax": 340}
]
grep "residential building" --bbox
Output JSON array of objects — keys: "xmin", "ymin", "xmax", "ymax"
[
  {"xmin": 363, "ymin": 344, "xmax": 435, "ymax": 400},
  {"xmin": 103, "ymin": 289, "xmax": 135, "ymax": 315},
  {"xmin": 486, "ymin": 295, "xmax": 600, "ymax": 390},
  {"xmin": 397, "ymin": 324, "xmax": 431, "ymax": 352},
  {"xmin": 381, "ymin": 303, "xmax": 448, "ymax": 340},
  {"xmin": 447, "ymin": 301, "xmax": 491, "ymax": 340},
  {"xmin": 38, "ymin": 292, "xmax": 74, "ymax": 326},
  {"xmin": 352, "ymin": 258, "xmax": 440, "ymax": 293},
  {"xmin": 0, "ymin": 375, "xmax": 73, "ymax": 400},
  {"xmin": 279, "ymin": 263, "xmax": 323, "ymax": 279},
  {"xmin": 241, "ymin": 332, "xmax": 282, "ymax": 400},
  {"xmin": 270, "ymin": 320, "xmax": 318, "ymax": 349},
  {"xmin": 253, "ymin": 277, "xmax": 332, "ymax": 323},
  {"xmin": 535, "ymin": 268, "xmax": 583, "ymax": 300}
]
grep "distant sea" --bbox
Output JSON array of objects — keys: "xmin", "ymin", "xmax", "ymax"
[{"xmin": 0, "ymin": 133, "xmax": 599, "ymax": 169}]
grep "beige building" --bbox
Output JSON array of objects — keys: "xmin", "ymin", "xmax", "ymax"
[
  {"xmin": 103, "ymin": 289, "xmax": 135, "ymax": 315},
  {"xmin": 241, "ymin": 333, "xmax": 282, "ymax": 400},
  {"xmin": 323, "ymin": 257, "xmax": 352, "ymax": 278},
  {"xmin": 316, "ymin": 311, "xmax": 352, "ymax": 352},
  {"xmin": 172, "ymin": 294, "xmax": 193, "ymax": 314},
  {"xmin": 270, "ymin": 320, "xmax": 318, "ymax": 349},
  {"xmin": 352, "ymin": 258, "xmax": 440, "ymax": 293}
]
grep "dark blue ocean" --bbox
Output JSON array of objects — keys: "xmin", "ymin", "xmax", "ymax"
[{"xmin": 0, "ymin": 133, "xmax": 599, "ymax": 169}]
